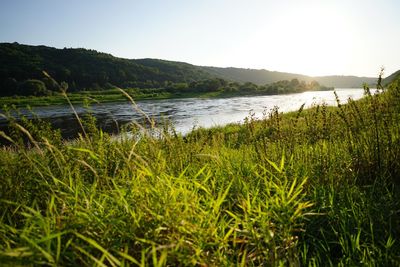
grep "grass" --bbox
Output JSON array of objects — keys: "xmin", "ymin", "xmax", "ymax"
[{"xmin": 0, "ymin": 76, "xmax": 399, "ymax": 266}]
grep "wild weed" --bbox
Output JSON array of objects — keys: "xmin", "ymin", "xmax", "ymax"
[{"xmin": 1, "ymin": 76, "xmax": 400, "ymax": 265}]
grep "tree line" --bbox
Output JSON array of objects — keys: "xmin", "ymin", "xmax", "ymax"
[{"xmin": 0, "ymin": 42, "xmax": 331, "ymax": 97}]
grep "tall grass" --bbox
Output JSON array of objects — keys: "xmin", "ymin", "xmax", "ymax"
[{"xmin": 0, "ymin": 76, "xmax": 400, "ymax": 266}]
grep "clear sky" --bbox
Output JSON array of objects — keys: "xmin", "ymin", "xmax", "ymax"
[{"xmin": 0, "ymin": 0, "xmax": 399, "ymax": 77}]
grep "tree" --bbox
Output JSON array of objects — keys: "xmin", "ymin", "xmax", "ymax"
[
  {"xmin": 42, "ymin": 77, "xmax": 59, "ymax": 92},
  {"xmin": 310, "ymin": 80, "xmax": 320, "ymax": 90},
  {"xmin": 2, "ymin": 77, "xmax": 18, "ymax": 96},
  {"xmin": 17, "ymin": 79, "xmax": 50, "ymax": 96},
  {"xmin": 290, "ymin": 78, "xmax": 300, "ymax": 87}
]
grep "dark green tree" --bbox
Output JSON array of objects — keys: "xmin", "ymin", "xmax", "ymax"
[{"xmin": 17, "ymin": 79, "xmax": 50, "ymax": 96}]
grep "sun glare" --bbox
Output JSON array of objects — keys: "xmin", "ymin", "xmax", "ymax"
[{"xmin": 241, "ymin": 2, "xmax": 360, "ymax": 76}]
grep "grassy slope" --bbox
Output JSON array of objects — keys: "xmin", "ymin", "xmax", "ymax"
[{"xmin": 0, "ymin": 79, "xmax": 399, "ymax": 266}]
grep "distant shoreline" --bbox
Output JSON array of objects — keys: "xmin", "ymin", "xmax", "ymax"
[{"xmin": 0, "ymin": 87, "xmax": 341, "ymax": 108}]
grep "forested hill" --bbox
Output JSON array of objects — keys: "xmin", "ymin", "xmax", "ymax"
[
  {"xmin": 0, "ymin": 42, "xmax": 378, "ymax": 96},
  {"xmin": 0, "ymin": 42, "xmax": 215, "ymax": 95},
  {"xmin": 203, "ymin": 67, "xmax": 377, "ymax": 88},
  {"xmin": 383, "ymin": 70, "xmax": 400, "ymax": 86},
  {"xmin": 203, "ymin": 67, "xmax": 310, "ymax": 85}
]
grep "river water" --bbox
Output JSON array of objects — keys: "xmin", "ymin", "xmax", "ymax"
[{"xmin": 0, "ymin": 88, "xmax": 370, "ymax": 138}]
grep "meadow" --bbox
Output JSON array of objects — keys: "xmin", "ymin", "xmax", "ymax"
[{"xmin": 0, "ymin": 76, "xmax": 399, "ymax": 266}]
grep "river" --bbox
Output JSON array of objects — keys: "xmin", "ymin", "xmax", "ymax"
[{"xmin": 0, "ymin": 88, "xmax": 370, "ymax": 138}]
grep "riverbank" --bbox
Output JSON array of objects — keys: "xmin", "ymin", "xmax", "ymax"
[
  {"xmin": 0, "ymin": 89, "xmax": 370, "ymax": 141},
  {"xmin": 0, "ymin": 86, "xmax": 336, "ymax": 108},
  {"xmin": 0, "ymin": 80, "xmax": 399, "ymax": 265}
]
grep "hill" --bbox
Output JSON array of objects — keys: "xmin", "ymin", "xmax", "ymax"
[
  {"xmin": 0, "ymin": 42, "xmax": 378, "ymax": 96},
  {"xmin": 0, "ymin": 42, "xmax": 215, "ymax": 96},
  {"xmin": 312, "ymin": 75, "xmax": 377, "ymax": 88},
  {"xmin": 202, "ymin": 67, "xmax": 310, "ymax": 85},
  {"xmin": 383, "ymin": 69, "xmax": 400, "ymax": 86},
  {"xmin": 202, "ymin": 67, "xmax": 376, "ymax": 87}
]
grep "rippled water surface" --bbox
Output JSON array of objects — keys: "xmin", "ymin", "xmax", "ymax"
[{"xmin": 1, "ymin": 88, "xmax": 371, "ymax": 137}]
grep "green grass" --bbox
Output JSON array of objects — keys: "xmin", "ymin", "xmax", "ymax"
[{"xmin": 0, "ymin": 78, "xmax": 400, "ymax": 266}]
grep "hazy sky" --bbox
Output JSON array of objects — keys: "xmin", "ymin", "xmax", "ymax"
[{"xmin": 0, "ymin": 0, "xmax": 399, "ymax": 77}]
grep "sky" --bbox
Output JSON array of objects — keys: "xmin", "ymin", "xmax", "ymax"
[{"xmin": 0, "ymin": 0, "xmax": 399, "ymax": 77}]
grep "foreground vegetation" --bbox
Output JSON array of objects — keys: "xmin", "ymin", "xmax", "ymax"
[{"xmin": 0, "ymin": 75, "xmax": 399, "ymax": 266}]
